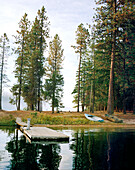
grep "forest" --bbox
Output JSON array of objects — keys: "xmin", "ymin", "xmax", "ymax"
[{"xmin": 0, "ymin": 0, "xmax": 134, "ymax": 114}]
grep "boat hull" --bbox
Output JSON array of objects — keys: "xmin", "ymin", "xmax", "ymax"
[{"xmin": 85, "ymin": 114, "xmax": 104, "ymax": 122}]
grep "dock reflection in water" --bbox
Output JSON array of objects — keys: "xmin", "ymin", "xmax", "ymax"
[
  {"xmin": 6, "ymin": 129, "xmax": 63, "ymax": 170},
  {"xmin": 1, "ymin": 127, "xmax": 135, "ymax": 170}
]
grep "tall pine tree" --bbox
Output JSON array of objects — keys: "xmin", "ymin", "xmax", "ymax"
[
  {"xmin": 0, "ymin": 33, "xmax": 10, "ymax": 110},
  {"xmin": 44, "ymin": 34, "xmax": 64, "ymax": 113},
  {"xmin": 72, "ymin": 23, "xmax": 90, "ymax": 112},
  {"xmin": 13, "ymin": 13, "xmax": 30, "ymax": 110}
]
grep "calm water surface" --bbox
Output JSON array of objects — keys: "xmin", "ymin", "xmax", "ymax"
[{"xmin": 0, "ymin": 127, "xmax": 135, "ymax": 170}]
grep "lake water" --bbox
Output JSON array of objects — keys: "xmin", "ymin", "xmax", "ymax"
[{"xmin": 0, "ymin": 127, "xmax": 135, "ymax": 170}]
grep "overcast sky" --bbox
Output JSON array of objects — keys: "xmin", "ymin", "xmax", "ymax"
[{"xmin": 0, "ymin": 0, "xmax": 96, "ymax": 111}]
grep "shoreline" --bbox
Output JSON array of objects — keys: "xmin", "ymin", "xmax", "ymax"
[
  {"xmin": 1, "ymin": 123, "xmax": 135, "ymax": 128},
  {"xmin": 0, "ymin": 110, "xmax": 135, "ymax": 128},
  {"xmin": 34, "ymin": 124, "xmax": 135, "ymax": 128}
]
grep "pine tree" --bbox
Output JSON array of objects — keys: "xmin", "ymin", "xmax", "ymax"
[
  {"xmin": 72, "ymin": 47, "xmax": 94, "ymax": 112},
  {"xmin": 22, "ymin": 6, "xmax": 49, "ymax": 111},
  {"xmin": 36, "ymin": 6, "xmax": 49, "ymax": 111},
  {"xmin": 9, "ymin": 85, "xmax": 19, "ymax": 108},
  {"xmin": 11, "ymin": 7, "xmax": 49, "ymax": 111},
  {"xmin": 44, "ymin": 34, "xmax": 64, "ymax": 113},
  {"xmin": 94, "ymin": 0, "xmax": 135, "ymax": 114},
  {"xmin": 0, "ymin": 33, "xmax": 10, "ymax": 110},
  {"xmin": 22, "ymin": 16, "xmax": 42, "ymax": 110},
  {"xmin": 72, "ymin": 23, "xmax": 90, "ymax": 112},
  {"xmin": 13, "ymin": 13, "xmax": 30, "ymax": 110}
]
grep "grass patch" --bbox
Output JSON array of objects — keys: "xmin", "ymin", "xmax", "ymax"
[
  {"xmin": 0, "ymin": 114, "xmax": 16, "ymax": 126},
  {"xmin": 22, "ymin": 113, "xmax": 100, "ymax": 125},
  {"xmin": 30, "ymin": 112, "xmax": 38, "ymax": 117}
]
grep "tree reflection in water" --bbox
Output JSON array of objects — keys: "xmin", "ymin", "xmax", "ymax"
[
  {"xmin": 70, "ymin": 129, "xmax": 135, "ymax": 170},
  {"xmin": 5, "ymin": 129, "xmax": 62, "ymax": 170},
  {"xmin": 3, "ymin": 127, "xmax": 135, "ymax": 170},
  {"xmin": 70, "ymin": 129, "xmax": 108, "ymax": 170}
]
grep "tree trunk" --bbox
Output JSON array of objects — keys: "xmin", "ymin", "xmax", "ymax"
[
  {"xmin": 52, "ymin": 84, "xmax": 55, "ymax": 113},
  {"xmin": 17, "ymin": 39, "xmax": 24, "ymax": 110},
  {"xmin": 104, "ymin": 106, "xmax": 106, "ymax": 112},
  {"xmin": 82, "ymin": 88, "xmax": 85, "ymax": 112},
  {"xmin": 82, "ymin": 97, "xmax": 85, "ymax": 112},
  {"xmin": 92, "ymin": 46, "xmax": 95, "ymax": 114},
  {"xmin": 123, "ymin": 55, "xmax": 126, "ymax": 114},
  {"xmin": 107, "ymin": 0, "xmax": 116, "ymax": 115},
  {"xmin": 52, "ymin": 97, "xmax": 54, "ymax": 113},
  {"xmin": 82, "ymin": 68, "xmax": 86, "ymax": 112},
  {"xmin": 92, "ymin": 74, "xmax": 95, "ymax": 113},
  {"xmin": 107, "ymin": 48, "xmax": 115, "ymax": 114},
  {"xmin": 52, "ymin": 51, "xmax": 57, "ymax": 114},
  {"xmin": 37, "ymin": 77, "xmax": 41, "ymax": 111},
  {"xmin": 133, "ymin": 88, "xmax": 135, "ymax": 115},
  {"xmin": 52, "ymin": 70, "xmax": 56, "ymax": 114},
  {"xmin": 89, "ymin": 81, "xmax": 93, "ymax": 112},
  {"xmin": 31, "ymin": 104, "xmax": 34, "ymax": 111},
  {"xmin": 77, "ymin": 48, "xmax": 82, "ymax": 112},
  {"xmin": 0, "ymin": 40, "xmax": 5, "ymax": 110},
  {"xmin": 37, "ymin": 25, "xmax": 43, "ymax": 112}
]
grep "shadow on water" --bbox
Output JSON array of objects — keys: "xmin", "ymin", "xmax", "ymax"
[
  {"xmin": 0, "ymin": 127, "xmax": 135, "ymax": 170},
  {"xmin": 70, "ymin": 128, "xmax": 135, "ymax": 170}
]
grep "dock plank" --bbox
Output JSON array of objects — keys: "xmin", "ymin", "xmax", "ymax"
[
  {"xmin": 16, "ymin": 117, "xmax": 27, "ymax": 127},
  {"xmin": 21, "ymin": 127, "xmax": 69, "ymax": 141}
]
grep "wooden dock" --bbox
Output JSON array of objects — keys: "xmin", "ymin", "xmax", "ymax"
[
  {"xmin": 16, "ymin": 118, "xmax": 69, "ymax": 141},
  {"xmin": 16, "ymin": 117, "xmax": 27, "ymax": 127}
]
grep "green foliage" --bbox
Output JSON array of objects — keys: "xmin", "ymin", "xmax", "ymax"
[
  {"xmin": 44, "ymin": 34, "xmax": 64, "ymax": 113},
  {"xmin": 30, "ymin": 112, "xmax": 37, "ymax": 117},
  {"xmin": 94, "ymin": 0, "xmax": 135, "ymax": 113},
  {"xmin": 9, "ymin": 84, "xmax": 19, "ymax": 108},
  {"xmin": 72, "ymin": 23, "xmax": 90, "ymax": 112},
  {"xmin": 11, "ymin": 7, "xmax": 50, "ymax": 111},
  {"xmin": 11, "ymin": 13, "xmax": 30, "ymax": 110}
]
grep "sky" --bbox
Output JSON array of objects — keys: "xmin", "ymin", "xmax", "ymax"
[{"xmin": 0, "ymin": 0, "xmax": 96, "ymax": 111}]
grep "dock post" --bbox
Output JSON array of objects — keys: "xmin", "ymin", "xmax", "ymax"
[{"xmin": 27, "ymin": 118, "xmax": 31, "ymax": 130}]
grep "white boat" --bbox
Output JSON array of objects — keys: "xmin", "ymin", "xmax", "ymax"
[{"xmin": 85, "ymin": 114, "xmax": 104, "ymax": 122}]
